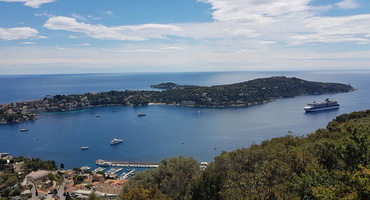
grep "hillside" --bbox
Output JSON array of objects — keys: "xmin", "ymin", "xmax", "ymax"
[
  {"xmin": 152, "ymin": 76, "xmax": 354, "ymax": 107},
  {"xmin": 122, "ymin": 110, "xmax": 370, "ymax": 199},
  {"xmin": 0, "ymin": 76, "xmax": 354, "ymax": 124}
]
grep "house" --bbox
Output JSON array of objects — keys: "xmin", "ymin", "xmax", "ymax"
[
  {"xmin": 94, "ymin": 179, "xmax": 127, "ymax": 195},
  {"xmin": 0, "ymin": 153, "xmax": 12, "ymax": 160},
  {"xmin": 49, "ymin": 187, "xmax": 58, "ymax": 194},
  {"xmin": 92, "ymin": 174, "xmax": 104, "ymax": 182},
  {"xmin": 83, "ymin": 178, "xmax": 92, "ymax": 185},
  {"xmin": 27, "ymin": 170, "xmax": 50, "ymax": 183},
  {"xmin": 36, "ymin": 189, "xmax": 47, "ymax": 198}
]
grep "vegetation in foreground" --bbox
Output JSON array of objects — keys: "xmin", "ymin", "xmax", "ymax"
[
  {"xmin": 121, "ymin": 110, "xmax": 370, "ymax": 199},
  {"xmin": 0, "ymin": 157, "xmax": 57, "ymax": 199}
]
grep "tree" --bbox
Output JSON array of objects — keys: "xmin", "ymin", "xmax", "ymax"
[
  {"xmin": 60, "ymin": 163, "xmax": 64, "ymax": 169},
  {"xmin": 88, "ymin": 191, "xmax": 100, "ymax": 200},
  {"xmin": 48, "ymin": 173, "xmax": 56, "ymax": 182},
  {"xmin": 65, "ymin": 193, "xmax": 72, "ymax": 200},
  {"xmin": 120, "ymin": 185, "xmax": 168, "ymax": 200}
]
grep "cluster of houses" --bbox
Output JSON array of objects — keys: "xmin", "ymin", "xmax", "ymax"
[
  {"xmin": 63, "ymin": 170, "xmax": 128, "ymax": 199},
  {"xmin": 1, "ymin": 153, "xmax": 129, "ymax": 200},
  {"xmin": 24, "ymin": 169, "xmax": 128, "ymax": 200}
]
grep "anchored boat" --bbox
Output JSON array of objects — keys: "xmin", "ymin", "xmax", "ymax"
[
  {"xmin": 304, "ymin": 98, "xmax": 339, "ymax": 112},
  {"xmin": 110, "ymin": 138, "xmax": 123, "ymax": 145}
]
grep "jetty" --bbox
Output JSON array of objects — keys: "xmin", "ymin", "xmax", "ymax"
[
  {"xmin": 96, "ymin": 159, "xmax": 159, "ymax": 168},
  {"xmin": 118, "ymin": 169, "xmax": 136, "ymax": 180},
  {"xmin": 105, "ymin": 167, "xmax": 123, "ymax": 175},
  {"xmin": 92, "ymin": 167, "xmax": 105, "ymax": 174}
]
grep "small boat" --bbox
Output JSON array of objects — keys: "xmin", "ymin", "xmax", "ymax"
[
  {"xmin": 110, "ymin": 138, "xmax": 123, "ymax": 145},
  {"xmin": 80, "ymin": 166, "xmax": 91, "ymax": 170},
  {"xmin": 96, "ymin": 114, "xmax": 101, "ymax": 117},
  {"xmin": 137, "ymin": 113, "xmax": 146, "ymax": 117},
  {"xmin": 81, "ymin": 147, "xmax": 89, "ymax": 150},
  {"xmin": 20, "ymin": 129, "xmax": 29, "ymax": 132}
]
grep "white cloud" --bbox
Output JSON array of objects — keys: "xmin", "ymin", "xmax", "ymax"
[
  {"xmin": 2, "ymin": 0, "xmax": 370, "ymax": 73},
  {"xmin": 2, "ymin": 44, "xmax": 370, "ymax": 74},
  {"xmin": 289, "ymin": 14, "xmax": 370, "ymax": 45},
  {"xmin": 34, "ymin": 11, "xmax": 53, "ymax": 18},
  {"xmin": 0, "ymin": 0, "xmax": 56, "ymax": 8},
  {"xmin": 198, "ymin": 0, "xmax": 312, "ymax": 24},
  {"xmin": 20, "ymin": 41, "xmax": 36, "ymax": 45},
  {"xmin": 336, "ymin": 0, "xmax": 358, "ymax": 9},
  {"xmin": 43, "ymin": 16, "xmax": 183, "ymax": 41},
  {"xmin": 0, "ymin": 27, "xmax": 38, "ymax": 40},
  {"xmin": 71, "ymin": 14, "xmax": 86, "ymax": 21}
]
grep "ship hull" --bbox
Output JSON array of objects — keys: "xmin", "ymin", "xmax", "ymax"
[{"xmin": 304, "ymin": 105, "xmax": 339, "ymax": 112}]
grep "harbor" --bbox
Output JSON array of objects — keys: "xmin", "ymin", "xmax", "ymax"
[{"xmin": 96, "ymin": 159, "xmax": 160, "ymax": 168}]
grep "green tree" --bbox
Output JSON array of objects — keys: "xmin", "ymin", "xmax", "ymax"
[{"xmin": 88, "ymin": 191, "xmax": 100, "ymax": 200}]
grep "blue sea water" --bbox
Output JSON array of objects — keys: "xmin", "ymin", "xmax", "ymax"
[{"xmin": 1, "ymin": 71, "xmax": 370, "ymax": 169}]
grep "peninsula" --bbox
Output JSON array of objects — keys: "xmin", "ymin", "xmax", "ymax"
[{"xmin": 0, "ymin": 76, "xmax": 355, "ymax": 124}]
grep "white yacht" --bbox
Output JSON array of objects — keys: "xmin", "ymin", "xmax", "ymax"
[{"xmin": 110, "ymin": 138, "xmax": 123, "ymax": 145}]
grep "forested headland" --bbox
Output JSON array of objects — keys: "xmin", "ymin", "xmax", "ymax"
[
  {"xmin": 0, "ymin": 76, "xmax": 354, "ymax": 124},
  {"xmin": 120, "ymin": 109, "xmax": 370, "ymax": 199}
]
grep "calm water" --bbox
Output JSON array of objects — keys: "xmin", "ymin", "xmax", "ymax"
[{"xmin": 1, "ymin": 71, "xmax": 370, "ymax": 169}]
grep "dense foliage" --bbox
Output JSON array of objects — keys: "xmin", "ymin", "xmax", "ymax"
[
  {"xmin": 0, "ymin": 156, "xmax": 58, "ymax": 199},
  {"xmin": 121, "ymin": 156, "xmax": 201, "ymax": 200},
  {"xmin": 122, "ymin": 109, "xmax": 370, "ymax": 199}
]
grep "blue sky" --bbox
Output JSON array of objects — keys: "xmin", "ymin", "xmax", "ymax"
[{"xmin": 0, "ymin": 0, "xmax": 370, "ymax": 74}]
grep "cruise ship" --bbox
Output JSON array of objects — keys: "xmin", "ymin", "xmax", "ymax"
[
  {"xmin": 304, "ymin": 98, "xmax": 339, "ymax": 112},
  {"xmin": 110, "ymin": 138, "xmax": 123, "ymax": 145}
]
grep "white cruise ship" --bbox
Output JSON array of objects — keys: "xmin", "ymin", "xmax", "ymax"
[{"xmin": 304, "ymin": 98, "xmax": 339, "ymax": 112}]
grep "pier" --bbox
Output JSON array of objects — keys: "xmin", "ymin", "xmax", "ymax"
[
  {"xmin": 118, "ymin": 169, "xmax": 136, "ymax": 180},
  {"xmin": 96, "ymin": 159, "xmax": 160, "ymax": 168}
]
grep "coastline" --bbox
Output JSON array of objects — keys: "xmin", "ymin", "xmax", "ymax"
[{"xmin": 0, "ymin": 76, "xmax": 355, "ymax": 124}]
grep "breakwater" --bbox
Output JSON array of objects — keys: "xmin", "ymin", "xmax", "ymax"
[{"xmin": 96, "ymin": 159, "xmax": 160, "ymax": 168}]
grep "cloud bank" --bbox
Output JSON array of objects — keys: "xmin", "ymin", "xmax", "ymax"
[
  {"xmin": 0, "ymin": 27, "xmax": 38, "ymax": 40},
  {"xmin": 0, "ymin": 0, "xmax": 56, "ymax": 8}
]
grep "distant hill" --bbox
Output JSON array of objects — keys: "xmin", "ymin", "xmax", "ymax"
[
  {"xmin": 152, "ymin": 76, "xmax": 355, "ymax": 107},
  {"xmin": 0, "ymin": 76, "xmax": 355, "ymax": 124}
]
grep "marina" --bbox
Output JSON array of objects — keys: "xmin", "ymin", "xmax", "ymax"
[
  {"xmin": 105, "ymin": 167, "xmax": 123, "ymax": 175},
  {"xmin": 118, "ymin": 169, "xmax": 136, "ymax": 180},
  {"xmin": 92, "ymin": 167, "xmax": 106, "ymax": 174},
  {"xmin": 96, "ymin": 159, "xmax": 159, "ymax": 168}
]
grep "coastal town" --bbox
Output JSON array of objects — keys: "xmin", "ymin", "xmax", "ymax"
[
  {"xmin": 1, "ymin": 153, "xmax": 125, "ymax": 200},
  {"xmin": 0, "ymin": 153, "xmax": 209, "ymax": 200},
  {"xmin": 0, "ymin": 153, "xmax": 156, "ymax": 200}
]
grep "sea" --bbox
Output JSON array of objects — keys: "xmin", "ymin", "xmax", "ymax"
[{"xmin": 1, "ymin": 71, "xmax": 370, "ymax": 170}]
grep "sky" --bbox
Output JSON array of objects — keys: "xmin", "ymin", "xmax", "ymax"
[{"xmin": 0, "ymin": 0, "xmax": 370, "ymax": 74}]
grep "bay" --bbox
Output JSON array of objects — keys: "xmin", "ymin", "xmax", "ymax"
[{"xmin": 1, "ymin": 71, "xmax": 370, "ymax": 169}]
